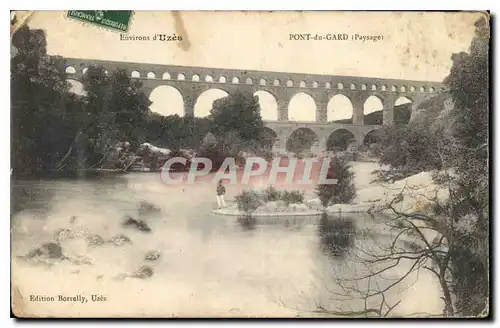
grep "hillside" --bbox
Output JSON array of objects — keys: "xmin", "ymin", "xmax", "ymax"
[
  {"xmin": 332, "ymin": 94, "xmax": 448, "ymax": 126},
  {"xmin": 332, "ymin": 103, "xmax": 412, "ymax": 126}
]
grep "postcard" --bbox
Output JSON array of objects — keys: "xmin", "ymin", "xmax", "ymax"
[{"xmin": 10, "ymin": 10, "xmax": 490, "ymax": 318}]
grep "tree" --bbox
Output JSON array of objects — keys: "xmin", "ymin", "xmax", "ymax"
[
  {"xmin": 440, "ymin": 15, "xmax": 489, "ymax": 316},
  {"xmin": 209, "ymin": 90, "xmax": 266, "ymax": 154},
  {"xmin": 11, "ymin": 25, "xmax": 72, "ymax": 176},
  {"xmin": 378, "ymin": 123, "xmax": 442, "ymax": 177},
  {"xmin": 287, "ymin": 128, "xmax": 317, "ymax": 154},
  {"xmin": 316, "ymin": 156, "xmax": 356, "ymax": 207},
  {"xmin": 54, "ymin": 66, "xmax": 152, "ymax": 171}
]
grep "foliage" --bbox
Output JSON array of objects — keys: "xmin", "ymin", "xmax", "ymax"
[
  {"xmin": 11, "ymin": 25, "xmax": 72, "ymax": 176},
  {"xmin": 144, "ymin": 115, "xmax": 211, "ymax": 151},
  {"xmin": 286, "ymin": 128, "xmax": 317, "ymax": 154},
  {"xmin": 262, "ymin": 185, "xmax": 282, "ymax": 202},
  {"xmin": 316, "ymin": 156, "xmax": 356, "ymax": 207},
  {"xmin": 280, "ymin": 190, "xmax": 304, "ymax": 205},
  {"xmin": 439, "ymin": 16, "xmax": 489, "ymax": 316},
  {"xmin": 377, "ymin": 123, "xmax": 442, "ymax": 177},
  {"xmin": 210, "ymin": 91, "xmax": 265, "ymax": 150},
  {"xmin": 11, "ymin": 25, "xmax": 153, "ymax": 176},
  {"xmin": 235, "ymin": 190, "xmax": 264, "ymax": 213},
  {"xmin": 333, "ymin": 17, "xmax": 490, "ymax": 317}
]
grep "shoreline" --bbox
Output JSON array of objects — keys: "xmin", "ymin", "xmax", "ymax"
[{"xmin": 212, "ymin": 161, "xmax": 445, "ymax": 218}]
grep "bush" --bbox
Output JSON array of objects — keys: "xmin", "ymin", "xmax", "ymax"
[
  {"xmin": 262, "ymin": 185, "xmax": 282, "ymax": 202},
  {"xmin": 235, "ymin": 190, "xmax": 264, "ymax": 213},
  {"xmin": 316, "ymin": 156, "xmax": 356, "ymax": 207},
  {"xmin": 280, "ymin": 190, "xmax": 304, "ymax": 205}
]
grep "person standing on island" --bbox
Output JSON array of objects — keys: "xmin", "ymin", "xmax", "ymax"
[{"xmin": 216, "ymin": 180, "xmax": 227, "ymax": 209}]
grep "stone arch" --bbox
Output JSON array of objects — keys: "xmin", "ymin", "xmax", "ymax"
[
  {"xmin": 177, "ymin": 73, "xmax": 185, "ymax": 80},
  {"xmin": 381, "ymin": 85, "xmax": 387, "ymax": 91},
  {"xmin": 219, "ymin": 76, "xmax": 227, "ymax": 83},
  {"xmin": 371, "ymin": 84, "xmax": 377, "ymax": 91},
  {"xmin": 162, "ymin": 72, "xmax": 171, "ymax": 80},
  {"xmin": 286, "ymin": 79, "xmax": 294, "ymax": 87},
  {"xmin": 391, "ymin": 85, "xmax": 397, "ymax": 92},
  {"xmin": 299, "ymin": 81, "xmax": 307, "ymax": 88},
  {"xmin": 286, "ymin": 128, "xmax": 318, "ymax": 154},
  {"xmin": 232, "ymin": 77, "xmax": 239, "ymax": 84},
  {"xmin": 261, "ymin": 127, "xmax": 278, "ymax": 150},
  {"xmin": 254, "ymin": 90, "xmax": 278, "ymax": 121},
  {"xmin": 394, "ymin": 96, "xmax": 413, "ymax": 125},
  {"xmin": 400, "ymin": 85, "xmax": 407, "ymax": 92},
  {"xmin": 273, "ymin": 79, "xmax": 280, "ymax": 86},
  {"xmin": 67, "ymin": 79, "xmax": 86, "ymax": 96},
  {"xmin": 104, "ymin": 70, "xmax": 109, "ymax": 76},
  {"xmin": 131, "ymin": 70, "xmax": 140, "ymax": 78},
  {"xmin": 205, "ymin": 75, "xmax": 214, "ymax": 82},
  {"xmin": 361, "ymin": 83, "xmax": 367, "ymax": 91},
  {"xmin": 65, "ymin": 66, "xmax": 76, "ymax": 74},
  {"xmin": 259, "ymin": 78, "xmax": 267, "ymax": 86},
  {"xmin": 149, "ymin": 85, "xmax": 184, "ymax": 116},
  {"xmin": 327, "ymin": 129, "xmax": 356, "ymax": 151},
  {"xmin": 82, "ymin": 67, "xmax": 88, "ymax": 74},
  {"xmin": 420, "ymin": 86, "xmax": 425, "ymax": 92},
  {"xmin": 312, "ymin": 81, "xmax": 319, "ymax": 88},
  {"xmin": 363, "ymin": 129, "xmax": 382, "ymax": 145},
  {"xmin": 325, "ymin": 82, "xmax": 332, "ymax": 89},
  {"xmin": 429, "ymin": 87, "xmax": 435, "ymax": 93},
  {"xmin": 194, "ymin": 88, "xmax": 229, "ymax": 118},
  {"xmin": 410, "ymin": 86, "xmax": 416, "ymax": 92},
  {"xmin": 192, "ymin": 74, "xmax": 200, "ymax": 82},
  {"xmin": 363, "ymin": 95, "xmax": 384, "ymax": 125},
  {"xmin": 337, "ymin": 82, "xmax": 344, "ymax": 90},
  {"xmin": 288, "ymin": 92, "xmax": 316, "ymax": 122},
  {"xmin": 327, "ymin": 94, "xmax": 353, "ymax": 123},
  {"xmin": 350, "ymin": 83, "xmax": 356, "ymax": 90},
  {"xmin": 147, "ymin": 72, "xmax": 156, "ymax": 79},
  {"xmin": 245, "ymin": 77, "xmax": 253, "ymax": 85},
  {"xmin": 395, "ymin": 96, "xmax": 413, "ymax": 106}
]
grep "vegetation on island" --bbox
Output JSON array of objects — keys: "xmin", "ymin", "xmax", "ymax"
[
  {"xmin": 315, "ymin": 156, "xmax": 356, "ymax": 207},
  {"xmin": 235, "ymin": 187, "xmax": 305, "ymax": 213}
]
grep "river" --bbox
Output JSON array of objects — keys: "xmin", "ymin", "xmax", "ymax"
[{"xmin": 11, "ymin": 173, "xmax": 444, "ymax": 318}]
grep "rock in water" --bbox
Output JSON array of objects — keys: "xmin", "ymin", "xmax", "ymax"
[
  {"xmin": 138, "ymin": 201, "xmax": 161, "ymax": 216},
  {"xmin": 86, "ymin": 234, "xmax": 105, "ymax": 246},
  {"xmin": 109, "ymin": 234, "xmax": 132, "ymax": 246},
  {"xmin": 144, "ymin": 251, "xmax": 161, "ymax": 261},
  {"xmin": 130, "ymin": 265, "xmax": 154, "ymax": 279},
  {"xmin": 54, "ymin": 228, "xmax": 77, "ymax": 242},
  {"xmin": 122, "ymin": 216, "xmax": 152, "ymax": 233},
  {"xmin": 25, "ymin": 242, "xmax": 63, "ymax": 260}
]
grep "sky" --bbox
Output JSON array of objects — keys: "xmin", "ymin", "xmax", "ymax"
[{"xmin": 26, "ymin": 11, "xmax": 484, "ymax": 120}]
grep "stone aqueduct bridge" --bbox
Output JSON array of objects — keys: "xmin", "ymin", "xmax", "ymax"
[{"xmin": 59, "ymin": 57, "xmax": 444, "ymax": 153}]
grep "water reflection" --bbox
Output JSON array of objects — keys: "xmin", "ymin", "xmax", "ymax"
[
  {"xmin": 236, "ymin": 215, "xmax": 315, "ymax": 232},
  {"xmin": 317, "ymin": 213, "xmax": 356, "ymax": 257},
  {"xmin": 237, "ymin": 215, "xmax": 256, "ymax": 231}
]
